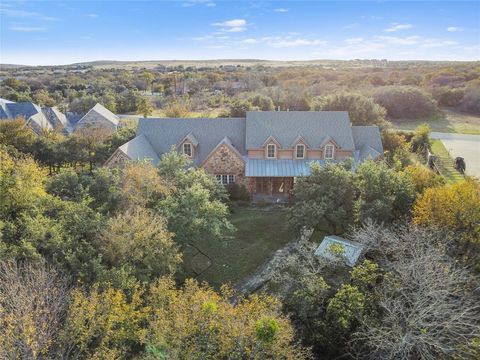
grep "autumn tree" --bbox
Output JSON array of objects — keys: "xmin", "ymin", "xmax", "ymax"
[
  {"xmin": 99, "ymin": 207, "xmax": 182, "ymax": 284},
  {"xmin": 144, "ymin": 278, "xmax": 309, "ymax": 359},
  {"xmin": 413, "ymin": 180, "xmax": 480, "ymax": 253},
  {"xmin": 0, "ymin": 261, "xmax": 69, "ymax": 359}
]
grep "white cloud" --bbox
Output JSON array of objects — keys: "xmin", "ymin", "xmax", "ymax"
[
  {"xmin": 9, "ymin": 26, "xmax": 46, "ymax": 32},
  {"xmin": 345, "ymin": 37, "xmax": 364, "ymax": 44},
  {"xmin": 87, "ymin": 14, "xmax": 99, "ymax": 18},
  {"xmin": 377, "ymin": 35, "xmax": 420, "ymax": 45},
  {"xmin": 0, "ymin": 7, "xmax": 58, "ymax": 21},
  {"xmin": 242, "ymin": 38, "xmax": 259, "ymax": 44},
  {"xmin": 212, "ymin": 19, "xmax": 247, "ymax": 33},
  {"xmin": 182, "ymin": 0, "xmax": 215, "ymax": 7},
  {"xmin": 273, "ymin": 8, "xmax": 289, "ymax": 13},
  {"xmin": 447, "ymin": 26, "xmax": 463, "ymax": 32},
  {"xmin": 241, "ymin": 36, "xmax": 327, "ymax": 48},
  {"xmin": 384, "ymin": 23, "xmax": 413, "ymax": 32},
  {"xmin": 420, "ymin": 39, "xmax": 458, "ymax": 48}
]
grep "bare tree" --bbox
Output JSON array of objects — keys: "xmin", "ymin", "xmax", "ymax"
[
  {"xmin": 0, "ymin": 261, "xmax": 69, "ymax": 359},
  {"xmin": 349, "ymin": 223, "xmax": 480, "ymax": 360}
]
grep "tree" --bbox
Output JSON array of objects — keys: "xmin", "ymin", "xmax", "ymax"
[
  {"xmin": 163, "ymin": 100, "xmax": 190, "ymax": 118},
  {"xmin": 226, "ymin": 98, "xmax": 255, "ymax": 117},
  {"xmin": 137, "ymin": 96, "xmax": 154, "ymax": 117},
  {"xmin": 249, "ymin": 93, "xmax": 275, "ymax": 111},
  {"xmin": 0, "ymin": 261, "xmax": 69, "ymax": 359},
  {"xmin": 289, "ymin": 162, "xmax": 356, "ymax": 233},
  {"xmin": 402, "ymin": 164, "xmax": 444, "ymax": 194},
  {"xmin": 413, "ymin": 180, "xmax": 480, "ymax": 248},
  {"xmin": 410, "ymin": 123, "xmax": 430, "ymax": 154},
  {"xmin": 374, "ymin": 86, "xmax": 438, "ymax": 119},
  {"xmin": 99, "ymin": 207, "xmax": 182, "ymax": 284},
  {"xmin": 312, "ymin": 92, "xmax": 386, "ymax": 125},
  {"xmin": 349, "ymin": 223, "xmax": 480, "ymax": 360},
  {"xmin": 61, "ymin": 284, "xmax": 145, "ymax": 359},
  {"xmin": 33, "ymin": 89, "xmax": 56, "ymax": 107},
  {"xmin": 0, "ymin": 147, "xmax": 47, "ymax": 219},
  {"xmin": 0, "ymin": 117, "xmax": 35, "ymax": 153},
  {"xmin": 157, "ymin": 150, "xmax": 234, "ymax": 248},
  {"xmin": 354, "ymin": 160, "xmax": 416, "ymax": 223},
  {"xmin": 144, "ymin": 278, "xmax": 309, "ymax": 359}
]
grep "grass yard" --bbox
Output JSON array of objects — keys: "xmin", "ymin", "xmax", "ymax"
[
  {"xmin": 182, "ymin": 207, "xmax": 295, "ymax": 288},
  {"xmin": 392, "ymin": 108, "xmax": 480, "ymax": 135},
  {"xmin": 430, "ymin": 139, "xmax": 464, "ymax": 184}
]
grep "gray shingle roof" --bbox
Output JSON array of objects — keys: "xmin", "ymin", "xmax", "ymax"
[
  {"xmin": 137, "ymin": 117, "xmax": 246, "ymax": 166},
  {"xmin": 352, "ymin": 126, "xmax": 383, "ymax": 154},
  {"xmin": 119, "ymin": 134, "xmax": 160, "ymax": 165},
  {"xmin": 42, "ymin": 107, "xmax": 69, "ymax": 129},
  {"xmin": 77, "ymin": 103, "xmax": 119, "ymax": 128},
  {"xmin": 5, "ymin": 102, "xmax": 52, "ymax": 132},
  {"xmin": 246, "ymin": 111, "xmax": 355, "ymax": 150}
]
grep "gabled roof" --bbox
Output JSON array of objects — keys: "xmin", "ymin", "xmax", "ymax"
[
  {"xmin": 137, "ymin": 117, "xmax": 246, "ymax": 166},
  {"xmin": 179, "ymin": 132, "xmax": 199, "ymax": 147},
  {"xmin": 201, "ymin": 136, "xmax": 245, "ymax": 166},
  {"xmin": 290, "ymin": 135, "xmax": 309, "ymax": 148},
  {"xmin": 351, "ymin": 126, "xmax": 383, "ymax": 155},
  {"xmin": 246, "ymin": 111, "xmax": 355, "ymax": 150},
  {"xmin": 262, "ymin": 135, "xmax": 282, "ymax": 148},
  {"xmin": 42, "ymin": 107, "xmax": 70, "ymax": 130},
  {"xmin": 118, "ymin": 134, "xmax": 160, "ymax": 165},
  {"xmin": 319, "ymin": 135, "xmax": 339, "ymax": 148},
  {"xmin": 5, "ymin": 102, "xmax": 52, "ymax": 132},
  {"xmin": 77, "ymin": 103, "xmax": 119, "ymax": 127}
]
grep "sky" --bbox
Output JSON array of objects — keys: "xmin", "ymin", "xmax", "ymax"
[{"xmin": 0, "ymin": 0, "xmax": 479, "ymax": 65}]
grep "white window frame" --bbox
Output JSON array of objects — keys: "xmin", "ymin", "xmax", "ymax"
[
  {"xmin": 183, "ymin": 142, "xmax": 192, "ymax": 157},
  {"xmin": 266, "ymin": 144, "xmax": 276, "ymax": 159},
  {"xmin": 324, "ymin": 144, "xmax": 334, "ymax": 159},
  {"xmin": 215, "ymin": 174, "xmax": 235, "ymax": 185},
  {"xmin": 295, "ymin": 144, "xmax": 305, "ymax": 159}
]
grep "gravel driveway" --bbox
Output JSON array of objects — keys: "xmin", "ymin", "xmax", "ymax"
[{"xmin": 431, "ymin": 132, "xmax": 480, "ymax": 178}]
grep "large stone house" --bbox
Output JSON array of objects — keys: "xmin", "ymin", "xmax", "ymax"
[
  {"xmin": 106, "ymin": 111, "xmax": 383, "ymax": 202},
  {"xmin": 0, "ymin": 99, "xmax": 118, "ymax": 134}
]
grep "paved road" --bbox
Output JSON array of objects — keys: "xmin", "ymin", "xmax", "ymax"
[{"xmin": 431, "ymin": 132, "xmax": 480, "ymax": 178}]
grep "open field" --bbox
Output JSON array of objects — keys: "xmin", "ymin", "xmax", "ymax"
[
  {"xmin": 392, "ymin": 108, "xmax": 480, "ymax": 135},
  {"xmin": 183, "ymin": 207, "xmax": 294, "ymax": 288}
]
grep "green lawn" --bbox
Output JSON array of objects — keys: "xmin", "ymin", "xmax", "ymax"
[
  {"xmin": 182, "ymin": 207, "xmax": 295, "ymax": 288},
  {"xmin": 392, "ymin": 108, "xmax": 480, "ymax": 135},
  {"xmin": 431, "ymin": 139, "xmax": 464, "ymax": 184}
]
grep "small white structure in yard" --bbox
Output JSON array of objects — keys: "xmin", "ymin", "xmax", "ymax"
[{"xmin": 315, "ymin": 235, "xmax": 365, "ymax": 267}]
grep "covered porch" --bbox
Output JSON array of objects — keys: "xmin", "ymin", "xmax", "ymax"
[{"xmin": 250, "ymin": 177, "xmax": 294, "ymax": 203}]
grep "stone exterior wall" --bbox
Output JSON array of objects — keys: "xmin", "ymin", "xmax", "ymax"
[
  {"xmin": 201, "ymin": 143, "xmax": 249, "ymax": 189},
  {"xmin": 105, "ymin": 149, "xmax": 130, "ymax": 167}
]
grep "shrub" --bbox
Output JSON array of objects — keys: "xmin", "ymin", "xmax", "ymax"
[
  {"xmin": 227, "ymin": 183, "xmax": 250, "ymax": 201},
  {"xmin": 460, "ymin": 87, "xmax": 480, "ymax": 114},
  {"xmin": 374, "ymin": 86, "xmax": 438, "ymax": 119}
]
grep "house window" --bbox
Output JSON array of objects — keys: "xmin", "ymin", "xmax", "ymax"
[
  {"xmin": 216, "ymin": 174, "xmax": 235, "ymax": 185},
  {"xmin": 267, "ymin": 144, "xmax": 276, "ymax": 158},
  {"xmin": 183, "ymin": 143, "xmax": 192, "ymax": 157},
  {"xmin": 324, "ymin": 144, "xmax": 334, "ymax": 159},
  {"xmin": 296, "ymin": 144, "xmax": 305, "ymax": 159}
]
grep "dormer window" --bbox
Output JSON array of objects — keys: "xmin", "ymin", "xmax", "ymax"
[
  {"xmin": 267, "ymin": 144, "xmax": 276, "ymax": 158},
  {"xmin": 183, "ymin": 143, "xmax": 192, "ymax": 157},
  {"xmin": 324, "ymin": 144, "xmax": 334, "ymax": 159},
  {"xmin": 296, "ymin": 144, "xmax": 305, "ymax": 159}
]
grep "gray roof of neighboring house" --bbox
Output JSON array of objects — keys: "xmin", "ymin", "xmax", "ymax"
[
  {"xmin": 246, "ymin": 111, "xmax": 355, "ymax": 150},
  {"xmin": 245, "ymin": 159, "xmax": 343, "ymax": 177},
  {"xmin": 314, "ymin": 235, "xmax": 365, "ymax": 267},
  {"xmin": 137, "ymin": 117, "xmax": 246, "ymax": 166},
  {"xmin": 119, "ymin": 134, "xmax": 160, "ymax": 165},
  {"xmin": 77, "ymin": 103, "xmax": 119, "ymax": 127},
  {"xmin": 42, "ymin": 107, "xmax": 70, "ymax": 129},
  {"xmin": 5, "ymin": 102, "xmax": 53, "ymax": 131}
]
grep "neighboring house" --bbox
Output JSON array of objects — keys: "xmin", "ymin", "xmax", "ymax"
[
  {"xmin": 74, "ymin": 103, "xmax": 119, "ymax": 132},
  {"xmin": 106, "ymin": 111, "xmax": 383, "ymax": 202},
  {"xmin": 0, "ymin": 99, "xmax": 118, "ymax": 134}
]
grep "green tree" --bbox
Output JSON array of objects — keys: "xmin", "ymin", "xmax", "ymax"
[
  {"xmin": 137, "ymin": 96, "xmax": 154, "ymax": 117},
  {"xmin": 374, "ymin": 86, "xmax": 438, "ymax": 119},
  {"xmin": 289, "ymin": 162, "xmax": 356, "ymax": 233},
  {"xmin": 354, "ymin": 160, "xmax": 416, "ymax": 223},
  {"xmin": 312, "ymin": 92, "xmax": 386, "ymax": 125}
]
